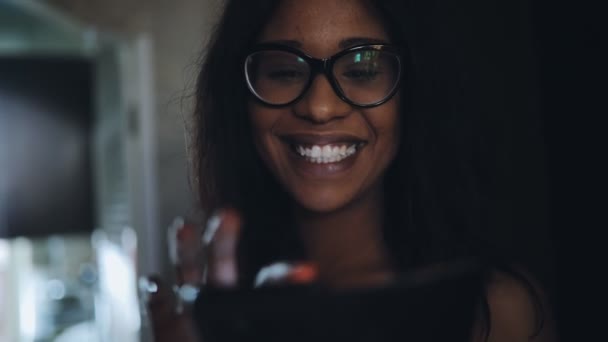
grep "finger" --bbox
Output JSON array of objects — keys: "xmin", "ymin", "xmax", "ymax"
[
  {"xmin": 139, "ymin": 276, "xmax": 177, "ymax": 330},
  {"xmin": 168, "ymin": 217, "xmax": 205, "ymax": 287},
  {"xmin": 204, "ymin": 208, "xmax": 242, "ymax": 287},
  {"xmin": 140, "ymin": 276, "xmax": 199, "ymax": 342},
  {"xmin": 254, "ymin": 262, "xmax": 319, "ymax": 287}
]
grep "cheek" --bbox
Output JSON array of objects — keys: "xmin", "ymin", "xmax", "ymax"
[
  {"xmin": 374, "ymin": 124, "xmax": 401, "ymax": 177},
  {"xmin": 371, "ymin": 101, "xmax": 402, "ymax": 161},
  {"xmin": 249, "ymin": 113, "xmax": 271, "ymax": 163},
  {"xmin": 248, "ymin": 105, "xmax": 283, "ymax": 166}
]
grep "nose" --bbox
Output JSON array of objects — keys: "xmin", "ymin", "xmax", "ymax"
[{"xmin": 292, "ymin": 74, "xmax": 351, "ymax": 123}]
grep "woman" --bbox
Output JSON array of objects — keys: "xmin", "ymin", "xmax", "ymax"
[{"xmin": 143, "ymin": 0, "xmax": 557, "ymax": 341}]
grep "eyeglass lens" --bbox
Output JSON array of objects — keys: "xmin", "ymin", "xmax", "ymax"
[{"xmin": 245, "ymin": 49, "xmax": 400, "ymax": 106}]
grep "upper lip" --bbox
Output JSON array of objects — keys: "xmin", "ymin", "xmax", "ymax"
[{"xmin": 278, "ymin": 133, "xmax": 367, "ymax": 146}]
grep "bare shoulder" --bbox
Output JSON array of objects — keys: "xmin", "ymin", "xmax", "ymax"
[{"xmin": 472, "ymin": 269, "xmax": 558, "ymax": 342}]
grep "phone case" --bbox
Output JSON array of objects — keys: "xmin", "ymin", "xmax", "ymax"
[{"xmin": 193, "ymin": 260, "xmax": 486, "ymax": 342}]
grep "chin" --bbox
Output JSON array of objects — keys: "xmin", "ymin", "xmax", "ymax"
[{"xmin": 289, "ymin": 186, "xmax": 355, "ymax": 214}]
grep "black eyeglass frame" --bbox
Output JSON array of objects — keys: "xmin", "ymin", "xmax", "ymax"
[{"xmin": 243, "ymin": 43, "xmax": 405, "ymax": 108}]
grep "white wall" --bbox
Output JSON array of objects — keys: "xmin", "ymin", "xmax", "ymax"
[{"xmin": 45, "ymin": 0, "xmax": 224, "ymax": 278}]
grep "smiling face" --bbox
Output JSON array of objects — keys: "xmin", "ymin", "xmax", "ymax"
[{"xmin": 248, "ymin": 0, "xmax": 401, "ymax": 214}]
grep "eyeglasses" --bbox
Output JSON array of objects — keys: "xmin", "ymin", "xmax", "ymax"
[{"xmin": 244, "ymin": 43, "xmax": 404, "ymax": 108}]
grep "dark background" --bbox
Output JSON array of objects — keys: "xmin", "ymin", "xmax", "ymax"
[
  {"xmin": 531, "ymin": 0, "xmax": 603, "ymax": 340},
  {"xmin": 402, "ymin": 0, "xmax": 602, "ymax": 338},
  {"xmin": 0, "ymin": 57, "xmax": 95, "ymax": 238}
]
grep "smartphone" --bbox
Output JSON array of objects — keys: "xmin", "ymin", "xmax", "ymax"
[{"xmin": 192, "ymin": 260, "xmax": 486, "ymax": 342}]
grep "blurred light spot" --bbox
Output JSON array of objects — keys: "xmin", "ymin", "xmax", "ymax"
[
  {"xmin": 19, "ymin": 275, "xmax": 37, "ymax": 339},
  {"xmin": 0, "ymin": 240, "xmax": 9, "ymax": 266},
  {"xmin": 138, "ymin": 277, "xmax": 158, "ymax": 294},
  {"xmin": 254, "ymin": 262, "xmax": 292, "ymax": 287},
  {"xmin": 97, "ymin": 238, "xmax": 141, "ymax": 332},
  {"xmin": 79, "ymin": 263, "xmax": 97, "ymax": 285},
  {"xmin": 177, "ymin": 284, "xmax": 199, "ymax": 303},
  {"xmin": 47, "ymin": 279, "xmax": 66, "ymax": 300}
]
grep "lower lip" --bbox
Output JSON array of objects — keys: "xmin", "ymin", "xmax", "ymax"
[{"xmin": 285, "ymin": 145, "xmax": 360, "ymax": 178}]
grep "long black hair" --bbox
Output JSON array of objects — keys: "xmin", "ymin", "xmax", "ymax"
[{"xmin": 191, "ymin": 0, "xmax": 550, "ymax": 338}]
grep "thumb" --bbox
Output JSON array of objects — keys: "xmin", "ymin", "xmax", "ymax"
[{"xmin": 254, "ymin": 262, "xmax": 319, "ymax": 288}]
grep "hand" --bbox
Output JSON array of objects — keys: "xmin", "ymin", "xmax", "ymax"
[
  {"xmin": 139, "ymin": 208, "xmax": 318, "ymax": 342},
  {"xmin": 140, "ymin": 209, "xmax": 241, "ymax": 342}
]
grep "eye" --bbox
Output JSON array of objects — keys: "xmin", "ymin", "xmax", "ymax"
[
  {"xmin": 335, "ymin": 49, "xmax": 397, "ymax": 84},
  {"xmin": 342, "ymin": 67, "xmax": 382, "ymax": 81},
  {"xmin": 340, "ymin": 62, "xmax": 384, "ymax": 83},
  {"xmin": 265, "ymin": 68, "xmax": 308, "ymax": 82}
]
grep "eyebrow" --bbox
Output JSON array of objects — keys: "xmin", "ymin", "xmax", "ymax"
[
  {"xmin": 338, "ymin": 37, "xmax": 389, "ymax": 49},
  {"xmin": 260, "ymin": 37, "xmax": 389, "ymax": 50}
]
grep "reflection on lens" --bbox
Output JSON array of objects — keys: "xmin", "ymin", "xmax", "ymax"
[{"xmin": 333, "ymin": 49, "xmax": 400, "ymax": 106}]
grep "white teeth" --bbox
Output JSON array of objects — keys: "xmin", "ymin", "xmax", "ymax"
[
  {"xmin": 322, "ymin": 145, "xmax": 332, "ymax": 158},
  {"xmin": 311, "ymin": 146, "xmax": 321, "ymax": 158},
  {"xmin": 294, "ymin": 143, "xmax": 359, "ymax": 164}
]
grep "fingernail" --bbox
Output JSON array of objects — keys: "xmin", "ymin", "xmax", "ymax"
[
  {"xmin": 138, "ymin": 276, "xmax": 159, "ymax": 303},
  {"xmin": 202, "ymin": 211, "xmax": 222, "ymax": 246},
  {"xmin": 167, "ymin": 217, "xmax": 185, "ymax": 264},
  {"xmin": 175, "ymin": 283, "xmax": 200, "ymax": 304},
  {"xmin": 254, "ymin": 262, "xmax": 292, "ymax": 288}
]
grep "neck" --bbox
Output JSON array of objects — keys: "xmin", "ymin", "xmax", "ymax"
[{"xmin": 293, "ymin": 185, "xmax": 394, "ymax": 289}]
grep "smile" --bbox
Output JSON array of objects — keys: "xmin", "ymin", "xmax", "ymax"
[
  {"xmin": 279, "ymin": 133, "xmax": 366, "ymax": 166},
  {"xmin": 294, "ymin": 143, "xmax": 360, "ymax": 164}
]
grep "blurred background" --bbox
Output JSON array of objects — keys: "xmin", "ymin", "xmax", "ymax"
[{"xmin": 1, "ymin": 0, "xmax": 221, "ymax": 340}]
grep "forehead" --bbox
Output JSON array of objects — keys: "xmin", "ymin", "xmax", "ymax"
[{"xmin": 258, "ymin": 0, "xmax": 389, "ymax": 55}]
